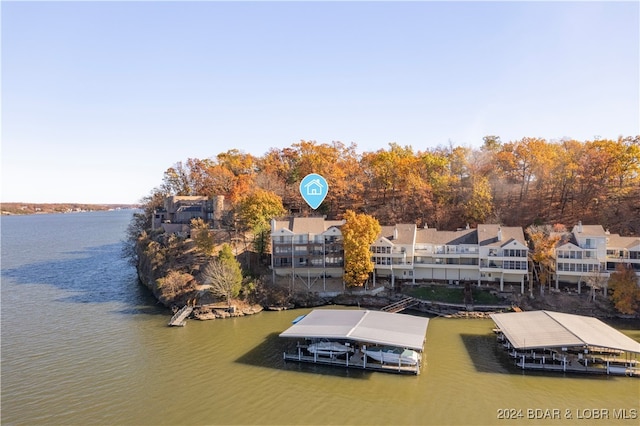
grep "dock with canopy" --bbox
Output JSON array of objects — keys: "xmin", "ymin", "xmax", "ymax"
[
  {"xmin": 490, "ymin": 310, "xmax": 640, "ymax": 376},
  {"xmin": 279, "ymin": 309, "xmax": 430, "ymax": 374}
]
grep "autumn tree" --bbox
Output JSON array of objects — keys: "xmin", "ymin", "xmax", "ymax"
[
  {"xmin": 190, "ymin": 217, "xmax": 215, "ymax": 256},
  {"xmin": 608, "ymin": 263, "xmax": 640, "ymax": 315},
  {"xmin": 200, "ymin": 244, "xmax": 243, "ymax": 305},
  {"xmin": 526, "ymin": 225, "xmax": 562, "ymax": 292},
  {"xmin": 341, "ymin": 210, "xmax": 381, "ymax": 287},
  {"xmin": 463, "ymin": 175, "xmax": 493, "ymax": 225},
  {"xmin": 145, "ymin": 134, "xmax": 640, "ymax": 244},
  {"xmin": 235, "ymin": 189, "xmax": 286, "ymax": 256},
  {"xmin": 156, "ymin": 270, "xmax": 194, "ymax": 304}
]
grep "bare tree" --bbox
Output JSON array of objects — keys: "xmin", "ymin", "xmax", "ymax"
[{"xmin": 199, "ymin": 259, "xmax": 242, "ymax": 306}]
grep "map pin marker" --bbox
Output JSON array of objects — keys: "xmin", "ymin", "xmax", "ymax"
[{"xmin": 299, "ymin": 173, "xmax": 329, "ymax": 210}]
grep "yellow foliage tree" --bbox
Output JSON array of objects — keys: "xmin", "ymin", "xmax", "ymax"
[
  {"xmin": 342, "ymin": 210, "xmax": 381, "ymax": 287},
  {"xmin": 463, "ymin": 175, "xmax": 493, "ymax": 225},
  {"xmin": 526, "ymin": 225, "xmax": 561, "ymax": 290},
  {"xmin": 236, "ymin": 189, "xmax": 286, "ymax": 256},
  {"xmin": 608, "ymin": 264, "xmax": 640, "ymax": 315},
  {"xmin": 190, "ymin": 217, "xmax": 215, "ymax": 256}
]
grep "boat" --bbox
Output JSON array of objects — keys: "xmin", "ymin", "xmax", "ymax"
[
  {"xmin": 307, "ymin": 341, "xmax": 352, "ymax": 356},
  {"xmin": 292, "ymin": 315, "xmax": 306, "ymax": 324},
  {"xmin": 364, "ymin": 346, "xmax": 420, "ymax": 366}
]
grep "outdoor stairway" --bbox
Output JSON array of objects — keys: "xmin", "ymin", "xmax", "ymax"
[
  {"xmin": 168, "ymin": 305, "xmax": 193, "ymax": 327},
  {"xmin": 381, "ymin": 297, "xmax": 419, "ymax": 313}
]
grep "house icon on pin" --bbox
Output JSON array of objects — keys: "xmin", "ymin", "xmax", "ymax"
[{"xmin": 304, "ymin": 179, "xmax": 324, "ymax": 196}]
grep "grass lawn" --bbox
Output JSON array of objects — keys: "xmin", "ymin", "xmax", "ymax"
[{"xmin": 406, "ymin": 285, "xmax": 503, "ymax": 304}]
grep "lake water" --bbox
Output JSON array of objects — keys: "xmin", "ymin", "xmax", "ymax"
[{"xmin": 1, "ymin": 211, "xmax": 639, "ymax": 425}]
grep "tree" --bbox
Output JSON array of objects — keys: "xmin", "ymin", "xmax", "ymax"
[
  {"xmin": 463, "ymin": 175, "xmax": 493, "ymax": 225},
  {"xmin": 608, "ymin": 264, "xmax": 640, "ymax": 315},
  {"xmin": 526, "ymin": 225, "xmax": 561, "ymax": 292},
  {"xmin": 341, "ymin": 210, "xmax": 381, "ymax": 287},
  {"xmin": 235, "ymin": 189, "xmax": 286, "ymax": 256},
  {"xmin": 190, "ymin": 217, "xmax": 215, "ymax": 256},
  {"xmin": 200, "ymin": 244, "xmax": 243, "ymax": 305},
  {"xmin": 156, "ymin": 270, "xmax": 194, "ymax": 304}
]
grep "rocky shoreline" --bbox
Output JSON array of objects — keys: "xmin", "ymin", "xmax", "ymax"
[
  {"xmin": 189, "ymin": 302, "xmax": 264, "ymax": 320},
  {"xmin": 163, "ymin": 283, "xmax": 640, "ymax": 324}
]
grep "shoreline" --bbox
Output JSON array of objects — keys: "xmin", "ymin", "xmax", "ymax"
[{"xmin": 1, "ymin": 203, "xmax": 138, "ymax": 215}]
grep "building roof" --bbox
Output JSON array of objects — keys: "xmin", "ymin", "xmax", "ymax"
[
  {"xmin": 572, "ymin": 223, "xmax": 606, "ymax": 237},
  {"xmin": 279, "ymin": 309, "xmax": 429, "ymax": 351},
  {"xmin": 378, "ymin": 224, "xmax": 416, "ymax": 245},
  {"xmin": 272, "ymin": 217, "xmax": 345, "ymax": 235},
  {"xmin": 415, "ymin": 228, "xmax": 477, "ymax": 245},
  {"xmin": 606, "ymin": 233, "xmax": 640, "ymax": 250},
  {"xmin": 490, "ymin": 311, "xmax": 640, "ymax": 354},
  {"xmin": 477, "ymin": 224, "xmax": 526, "ymax": 247}
]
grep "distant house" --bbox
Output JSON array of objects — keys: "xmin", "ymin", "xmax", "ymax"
[
  {"xmin": 553, "ymin": 221, "xmax": 640, "ymax": 293},
  {"xmin": 152, "ymin": 195, "xmax": 227, "ymax": 231}
]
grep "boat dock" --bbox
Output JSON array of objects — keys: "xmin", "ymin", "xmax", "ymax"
[
  {"xmin": 168, "ymin": 305, "xmax": 193, "ymax": 326},
  {"xmin": 283, "ymin": 344, "xmax": 422, "ymax": 375},
  {"xmin": 491, "ymin": 310, "xmax": 640, "ymax": 377},
  {"xmin": 279, "ymin": 309, "xmax": 429, "ymax": 376}
]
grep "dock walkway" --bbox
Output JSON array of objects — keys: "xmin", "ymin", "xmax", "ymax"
[
  {"xmin": 382, "ymin": 297, "xmax": 512, "ymax": 315},
  {"xmin": 168, "ymin": 306, "xmax": 193, "ymax": 327},
  {"xmin": 381, "ymin": 297, "xmax": 419, "ymax": 313}
]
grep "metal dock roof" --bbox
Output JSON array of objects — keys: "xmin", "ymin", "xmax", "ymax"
[
  {"xmin": 490, "ymin": 310, "xmax": 640, "ymax": 354},
  {"xmin": 279, "ymin": 309, "xmax": 429, "ymax": 351}
]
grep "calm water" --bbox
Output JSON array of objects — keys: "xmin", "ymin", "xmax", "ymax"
[{"xmin": 1, "ymin": 211, "xmax": 639, "ymax": 425}]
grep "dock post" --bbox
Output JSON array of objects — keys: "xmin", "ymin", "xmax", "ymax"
[{"xmin": 363, "ymin": 345, "xmax": 367, "ymax": 369}]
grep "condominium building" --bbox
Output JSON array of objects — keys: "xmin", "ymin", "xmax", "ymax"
[
  {"xmin": 270, "ymin": 217, "xmax": 346, "ymax": 281},
  {"xmin": 271, "ymin": 217, "xmax": 530, "ymax": 293},
  {"xmin": 371, "ymin": 224, "xmax": 529, "ymax": 292},
  {"xmin": 554, "ymin": 221, "xmax": 640, "ymax": 292}
]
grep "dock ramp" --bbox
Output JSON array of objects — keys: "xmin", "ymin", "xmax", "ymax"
[
  {"xmin": 168, "ymin": 306, "xmax": 193, "ymax": 327},
  {"xmin": 382, "ymin": 297, "xmax": 419, "ymax": 313}
]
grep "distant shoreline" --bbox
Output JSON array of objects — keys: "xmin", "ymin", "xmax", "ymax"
[{"xmin": 1, "ymin": 202, "xmax": 139, "ymax": 215}]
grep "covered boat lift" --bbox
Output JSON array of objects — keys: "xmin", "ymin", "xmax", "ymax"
[
  {"xmin": 491, "ymin": 310, "xmax": 640, "ymax": 376},
  {"xmin": 279, "ymin": 309, "xmax": 430, "ymax": 374}
]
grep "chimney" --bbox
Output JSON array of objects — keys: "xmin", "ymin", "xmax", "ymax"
[
  {"xmin": 577, "ymin": 221, "xmax": 583, "ymax": 233},
  {"xmin": 393, "ymin": 227, "xmax": 398, "ymax": 240},
  {"xmin": 497, "ymin": 226, "xmax": 502, "ymax": 242},
  {"xmin": 466, "ymin": 223, "xmax": 470, "ymax": 230}
]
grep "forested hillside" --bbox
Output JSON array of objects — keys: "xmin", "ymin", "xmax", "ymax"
[{"xmin": 148, "ymin": 136, "xmax": 640, "ymax": 234}]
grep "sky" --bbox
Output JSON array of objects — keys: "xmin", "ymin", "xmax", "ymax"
[{"xmin": 2, "ymin": 1, "xmax": 638, "ymax": 204}]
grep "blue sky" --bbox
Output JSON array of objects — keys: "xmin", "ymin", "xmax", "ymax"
[{"xmin": 2, "ymin": 1, "xmax": 638, "ymax": 204}]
